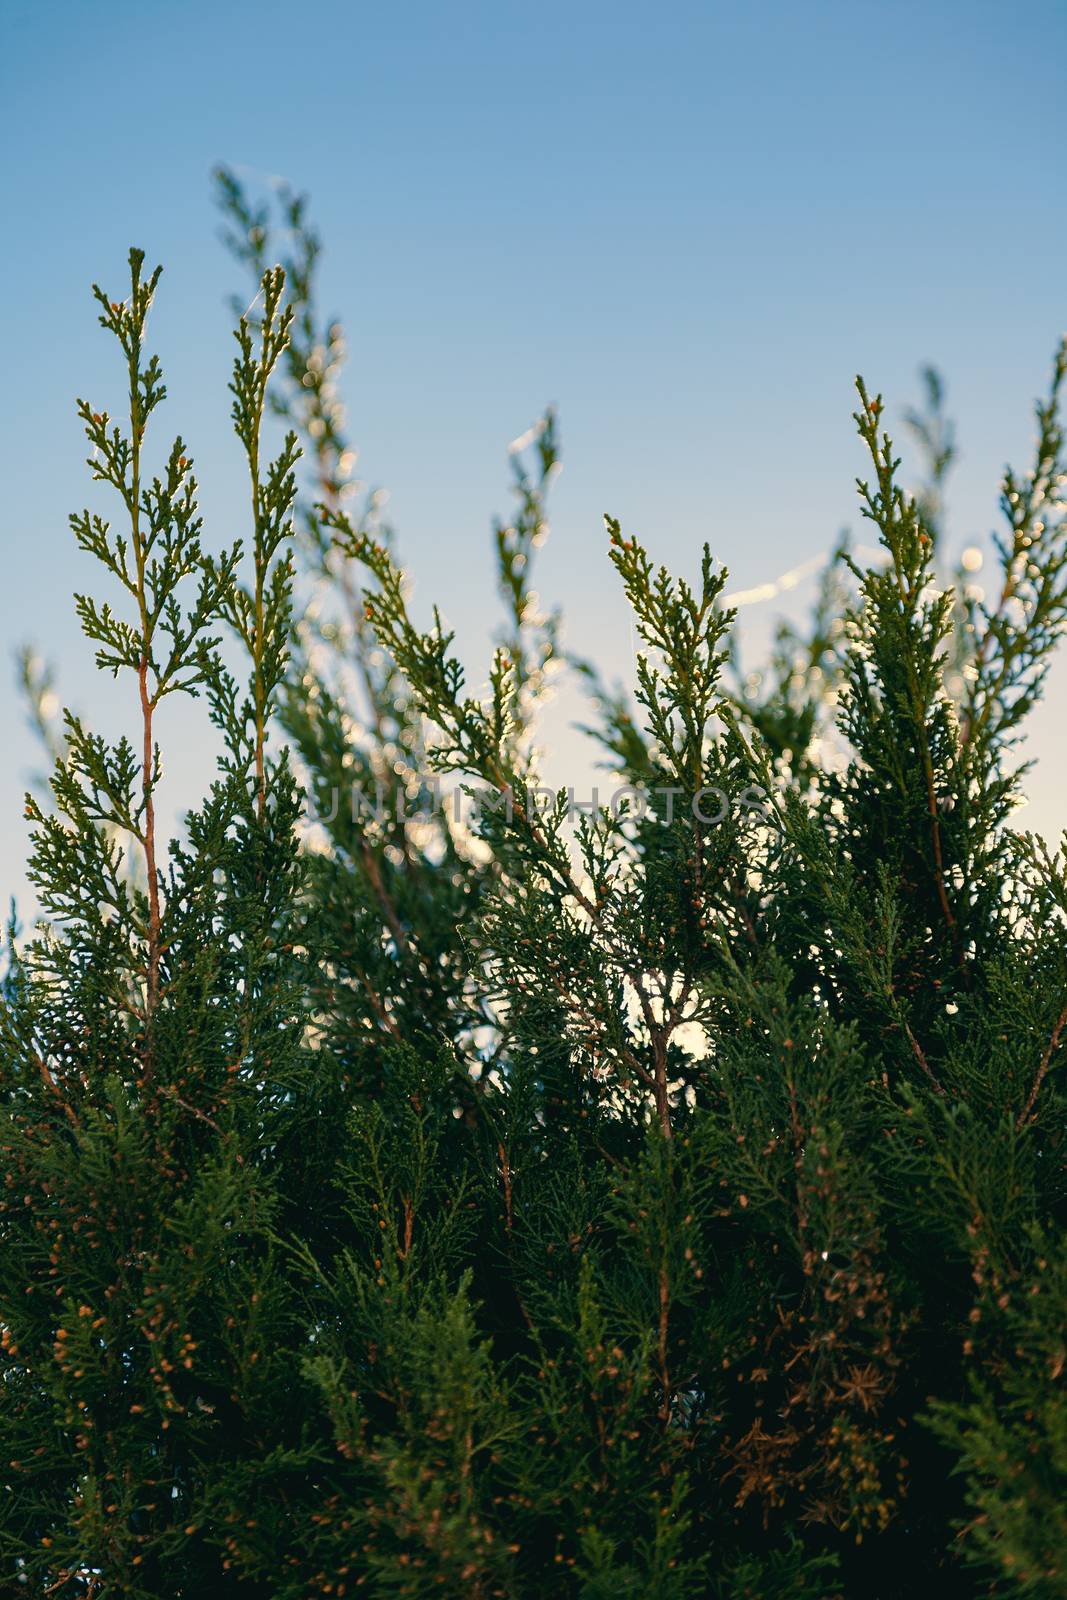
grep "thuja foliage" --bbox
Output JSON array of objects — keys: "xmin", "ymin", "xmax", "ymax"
[
  {"xmin": 1, "ymin": 178, "xmax": 1065, "ymax": 1599},
  {"xmin": 0, "ymin": 250, "xmax": 309, "ymax": 1595}
]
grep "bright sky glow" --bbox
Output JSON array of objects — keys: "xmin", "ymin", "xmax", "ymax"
[{"xmin": 2, "ymin": 0, "xmax": 1065, "ymax": 908}]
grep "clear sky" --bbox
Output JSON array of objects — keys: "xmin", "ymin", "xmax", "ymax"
[{"xmin": 2, "ymin": 0, "xmax": 1066, "ymax": 906}]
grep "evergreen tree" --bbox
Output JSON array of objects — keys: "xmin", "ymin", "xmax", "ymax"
[
  {"xmin": 211, "ymin": 176, "xmax": 1067, "ymax": 1598},
  {"xmin": 2, "ymin": 181, "xmax": 1065, "ymax": 1599},
  {"xmin": 0, "ymin": 250, "xmax": 306, "ymax": 1596}
]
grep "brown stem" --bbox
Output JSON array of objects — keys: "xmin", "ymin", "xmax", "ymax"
[
  {"xmin": 652, "ymin": 1032, "xmax": 671, "ymax": 1138},
  {"xmin": 1016, "ymin": 999, "xmax": 1067, "ymax": 1130},
  {"xmin": 657, "ymin": 1264, "xmax": 671, "ymax": 1423},
  {"xmin": 904, "ymin": 1019, "xmax": 945, "ymax": 1097},
  {"xmin": 786, "ymin": 1071, "xmax": 810, "ymax": 1245},
  {"xmin": 398, "ymin": 1196, "xmax": 414, "ymax": 1259},
  {"xmin": 252, "ymin": 484, "xmax": 266, "ymax": 826},
  {"xmin": 128, "ymin": 290, "xmax": 161, "ymax": 1074},
  {"xmin": 498, "ymin": 1140, "xmax": 514, "ymax": 1234},
  {"xmin": 34, "ymin": 1051, "xmax": 80, "ymax": 1129},
  {"xmin": 163, "ymin": 1088, "xmax": 232, "ymax": 1147},
  {"xmin": 360, "ymin": 839, "xmax": 410, "ymax": 956},
  {"xmin": 248, "ymin": 356, "xmax": 267, "ymax": 824},
  {"xmin": 494, "ymin": 1137, "xmax": 535, "ymax": 1333},
  {"xmin": 139, "ymin": 659, "xmax": 161, "ymax": 1039}
]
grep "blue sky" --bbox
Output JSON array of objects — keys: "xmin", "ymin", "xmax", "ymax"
[{"xmin": 2, "ymin": 0, "xmax": 1066, "ymax": 903}]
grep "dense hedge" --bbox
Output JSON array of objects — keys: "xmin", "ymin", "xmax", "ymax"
[{"xmin": 1, "ymin": 180, "xmax": 1065, "ymax": 1598}]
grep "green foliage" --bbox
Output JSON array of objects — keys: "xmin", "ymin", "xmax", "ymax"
[
  {"xmin": 1, "ymin": 176, "xmax": 1065, "ymax": 1599},
  {"xmin": 1, "ymin": 245, "xmax": 307, "ymax": 1597},
  {"xmin": 927, "ymin": 1224, "xmax": 1067, "ymax": 1596}
]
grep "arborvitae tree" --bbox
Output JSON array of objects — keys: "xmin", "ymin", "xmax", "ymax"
[
  {"xmin": 213, "ymin": 169, "xmax": 563, "ymax": 1264},
  {"xmin": 3, "ymin": 182, "xmax": 1066, "ymax": 1599},
  {"xmin": 209, "ymin": 177, "xmax": 1066, "ymax": 1597},
  {"xmin": 297, "ymin": 370, "xmax": 1067, "ymax": 1600},
  {"xmin": 0, "ymin": 251, "xmax": 308, "ymax": 1596},
  {"xmin": 727, "ymin": 363, "xmax": 964, "ymax": 787}
]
